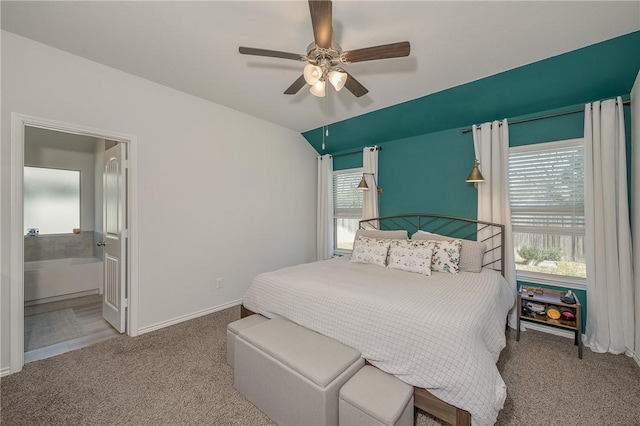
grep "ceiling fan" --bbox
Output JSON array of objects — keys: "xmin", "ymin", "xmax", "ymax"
[{"xmin": 239, "ymin": 0, "xmax": 410, "ymax": 98}]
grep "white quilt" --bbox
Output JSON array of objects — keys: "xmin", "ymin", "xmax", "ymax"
[{"xmin": 243, "ymin": 257, "xmax": 516, "ymax": 426}]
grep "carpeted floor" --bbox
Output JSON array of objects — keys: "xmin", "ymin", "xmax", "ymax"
[{"xmin": 2, "ymin": 306, "xmax": 639, "ymax": 425}]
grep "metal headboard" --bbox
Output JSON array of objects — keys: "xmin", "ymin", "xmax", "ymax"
[{"xmin": 359, "ymin": 213, "xmax": 506, "ymax": 276}]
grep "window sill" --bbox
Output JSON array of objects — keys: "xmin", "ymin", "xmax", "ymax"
[
  {"xmin": 333, "ymin": 249, "xmax": 352, "ymax": 257},
  {"xmin": 516, "ymin": 271, "xmax": 586, "ymax": 291}
]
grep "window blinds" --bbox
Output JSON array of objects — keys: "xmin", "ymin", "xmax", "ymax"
[
  {"xmin": 509, "ymin": 140, "xmax": 584, "ymax": 235},
  {"xmin": 333, "ymin": 171, "xmax": 363, "ymax": 218}
]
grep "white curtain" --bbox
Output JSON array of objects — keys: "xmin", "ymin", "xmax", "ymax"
[
  {"xmin": 317, "ymin": 154, "xmax": 334, "ymax": 260},
  {"xmin": 584, "ymin": 97, "xmax": 634, "ymax": 356},
  {"xmin": 362, "ymin": 147, "xmax": 379, "ymax": 221},
  {"xmin": 472, "ymin": 120, "xmax": 518, "ymax": 328}
]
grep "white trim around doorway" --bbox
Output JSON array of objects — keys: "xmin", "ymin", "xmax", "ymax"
[{"xmin": 9, "ymin": 113, "xmax": 140, "ymax": 374}]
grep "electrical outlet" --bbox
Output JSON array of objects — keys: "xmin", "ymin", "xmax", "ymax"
[{"xmin": 216, "ymin": 277, "xmax": 224, "ymax": 289}]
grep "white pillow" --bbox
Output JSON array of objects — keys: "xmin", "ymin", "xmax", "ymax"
[
  {"xmin": 412, "ymin": 231, "xmax": 486, "ymax": 273},
  {"xmin": 428, "ymin": 239, "xmax": 463, "ymax": 274},
  {"xmin": 350, "ymin": 236, "xmax": 391, "ymax": 267},
  {"xmin": 387, "ymin": 240, "xmax": 433, "ymax": 276}
]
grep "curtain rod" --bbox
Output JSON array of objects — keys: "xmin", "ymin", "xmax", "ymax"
[
  {"xmin": 461, "ymin": 98, "xmax": 630, "ymax": 134},
  {"xmin": 330, "ymin": 145, "xmax": 382, "ymax": 158}
]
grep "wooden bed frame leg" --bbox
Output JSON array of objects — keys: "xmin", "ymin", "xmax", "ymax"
[
  {"xmin": 414, "ymin": 387, "xmax": 471, "ymax": 426},
  {"xmin": 240, "ymin": 305, "xmax": 254, "ymax": 318}
]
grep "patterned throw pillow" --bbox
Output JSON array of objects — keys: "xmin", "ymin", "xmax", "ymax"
[
  {"xmin": 387, "ymin": 240, "xmax": 434, "ymax": 276},
  {"xmin": 428, "ymin": 239, "xmax": 463, "ymax": 274},
  {"xmin": 350, "ymin": 236, "xmax": 391, "ymax": 267},
  {"xmin": 411, "ymin": 231, "xmax": 487, "ymax": 273}
]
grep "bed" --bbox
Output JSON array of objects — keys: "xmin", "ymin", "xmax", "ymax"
[{"xmin": 242, "ymin": 214, "xmax": 515, "ymax": 426}]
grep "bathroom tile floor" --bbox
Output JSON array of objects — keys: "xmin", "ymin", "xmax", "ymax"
[{"xmin": 24, "ymin": 294, "xmax": 120, "ymax": 363}]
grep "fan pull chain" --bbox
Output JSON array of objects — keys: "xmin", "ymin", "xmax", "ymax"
[{"xmin": 321, "ymin": 89, "xmax": 328, "ymax": 151}]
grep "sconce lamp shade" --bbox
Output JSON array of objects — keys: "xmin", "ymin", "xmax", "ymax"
[
  {"xmin": 328, "ymin": 69, "xmax": 347, "ymax": 91},
  {"xmin": 465, "ymin": 159, "xmax": 485, "ymax": 183},
  {"xmin": 303, "ymin": 63, "xmax": 323, "ymax": 85},
  {"xmin": 357, "ymin": 173, "xmax": 383, "ymax": 193},
  {"xmin": 357, "ymin": 175, "xmax": 369, "ymax": 190},
  {"xmin": 310, "ymin": 79, "xmax": 326, "ymax": 97}
]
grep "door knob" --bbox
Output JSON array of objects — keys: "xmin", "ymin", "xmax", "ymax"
[{"xmin": 97, "ymin": 241, "xmax": 106, "ymax": 246}]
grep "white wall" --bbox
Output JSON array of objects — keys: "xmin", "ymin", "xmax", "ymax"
[
  {"xmin": 24, "ymin": 127, "xmax": 97, "ymax": 232},
  {"xmin": 1, "ymin": 31, "xmax": 318, "ymax": 370},
  {"xmin": 631, "ymin": 70, "xmax": 640, "ymax": 359}
]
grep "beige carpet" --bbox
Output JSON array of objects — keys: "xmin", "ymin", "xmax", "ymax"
[
  {"xmin": 23, "ymin": 309, "xmax": 85, "ymax": 352},
  {"xmin": 3, "ymin": 306, "xmax": 640, "ymax": 425}
]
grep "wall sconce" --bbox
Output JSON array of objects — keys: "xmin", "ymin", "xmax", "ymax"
[
  {"xmin": 465, "ymin": 159, "xmax": 485, "ymax": 189},
  {"xmin": 357, "ymin": 173, "xmax": 383, "ymax": 194}
]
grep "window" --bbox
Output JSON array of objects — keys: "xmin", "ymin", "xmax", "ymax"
[
  {"xmin": 333, "ymin": 168, "xmax": 363, "ymax": 251},
  {"xmin": 509, "ymin": 139, "xmax": 585, "ymax": 280},
  {"xmin": 24, "ymin": 166, "xmax": 81, "ymax": 235}
]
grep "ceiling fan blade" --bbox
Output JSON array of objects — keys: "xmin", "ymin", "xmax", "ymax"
[
  {"xmin": 284, "ymin": 75, "xmax": 307, "ymax": 95},
  {"xmin": 343, "ymin": 72, "xmax": 368, "ymax": 98},
  {"xmin": 239, "ymin": 46, "xmax": 306, "ymax": 61},
  {"xmin": 309, "ymin": 0, "xmax": 332, "ymax": 49},
  {"xmin": 341, "ymin": 41, "xmax": 410, "ymax": 63}
]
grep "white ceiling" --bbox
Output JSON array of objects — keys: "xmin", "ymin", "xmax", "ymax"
[{"xmin": 2, "ymin": 1, "xmax": 639, "ymax": 133}]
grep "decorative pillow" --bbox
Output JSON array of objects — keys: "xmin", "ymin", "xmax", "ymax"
[
  {"xmin": 354, "ymin": 229, "xmax": 408, "ymax": 246},
  {"xmin": 350, "ymin": 236, "xmax": 391, "ymax": 267},
  {"xmin": 387, "ymin": 240, "xmax": 433, "ymax": 276},
  {"xmin": 427, "ymin": 239, "xmax": 463, "ymax": 274},
  {"xmin": 411, "ymin": 231, "xmax": 486, "ymax": 273}
]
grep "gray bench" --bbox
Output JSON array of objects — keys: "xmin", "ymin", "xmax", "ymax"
[
  {"xmin": 226, "ymin": 314, "xmax": 269, "ymax": 368},
  {"xmin": 234, "ymin": 317, "xmax": 364, "ymax": 426},
  {"xmin": 339, "ymin": 365, "xmax": 414, "ymax": 426}
]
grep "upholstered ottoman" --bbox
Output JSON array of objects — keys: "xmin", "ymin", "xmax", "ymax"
[
  {"xmin": 234, "ymin": 318, "xmax": 364, "ymax": 426},
  {"xmin": 339, "ymin": 366, "xmax": 414, "ymax": 426},
  {"xmin": 226, "ymin": 314, "xmax": 268, "ymax": 368}
]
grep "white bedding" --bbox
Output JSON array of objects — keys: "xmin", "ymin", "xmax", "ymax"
[{"xmin": 243, "ymin": 257, "xmax": 516, "ymax": 426}]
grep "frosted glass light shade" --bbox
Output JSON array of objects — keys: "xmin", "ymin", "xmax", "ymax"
[
  {"xmin": 303, "ymin": 63, "xmax": 323, "ymax": 85},
  {"xmin": 328, "ymin": 70, "xmax": 347, "ymax": 91},
  {"xmin": 310, "ymin": 80, "xmax": 326, "ymax": 97}
]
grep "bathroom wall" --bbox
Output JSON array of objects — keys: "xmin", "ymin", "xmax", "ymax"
[
  {"xmin": 24, "ymin": 126, "xmax": 99, "ymax": 261},
  {"xmin": 24, "ymin": 232, "xmax": 95, "ymax": 262}
]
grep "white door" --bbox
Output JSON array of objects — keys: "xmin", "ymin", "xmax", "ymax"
[{"xmin": 101, "ymin": 142, "xmax": 127, "ymax": 333}]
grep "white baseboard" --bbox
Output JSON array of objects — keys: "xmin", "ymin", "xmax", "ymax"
[
  {"xmin": 1, "ymin": 366, "xmax": 11, "ymax": 377},
  {"xmin": 137, "ymin": 299, "xmax": 242, "ymax": 335},
  {"xmin": 522, "ymin": 321, "xmax": 580, "ymax": 340},
  {"xmin": 633, "ymin": 351, "xmax": 640, "ymax": 368}
]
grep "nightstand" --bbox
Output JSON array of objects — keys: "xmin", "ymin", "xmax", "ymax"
[{"xmin": 516, "ymin": 287, "xmax": 583, "ymax": 359}]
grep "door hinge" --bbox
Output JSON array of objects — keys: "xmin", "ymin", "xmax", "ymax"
[
  {"xmin": 122, "ymin": 229, "xmax": 129, "ymax": 238},
  {"xmin": 123, "ymin": 298, "xmax": 128, "ymax": 308},
  {"xmin": 122, "ymin": 160, "xmax": 129, "ymax": 169}
]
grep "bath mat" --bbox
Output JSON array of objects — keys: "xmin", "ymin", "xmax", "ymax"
[{"xmin": 24, "ymin": 309, "xmax": 85, "ymax": 352}]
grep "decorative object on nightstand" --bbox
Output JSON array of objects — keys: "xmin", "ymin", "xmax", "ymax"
[
  {"xmin": 517, "ymin": 286, "xmax": 583, "ymax": 359},
  {"xmin": 561, "ymin": 290, "xmax": 576, "ymax": 304}
]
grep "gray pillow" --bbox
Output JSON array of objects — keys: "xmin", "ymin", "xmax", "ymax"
[{"xmin": 411, "ymin": 230, "xmax": 486, "ymax": 273}]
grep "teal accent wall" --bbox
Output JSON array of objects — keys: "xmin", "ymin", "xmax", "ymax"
[
  {"xmin": 322, "ymin": 31, "xmax": 640, "ymax": 331},
  {"xmin": 332, "ymin": 152, "xmax": 362, "ymax": 171},
  {"xmin": 304, "ymin": 31, "xmax": 640, "ymax": 154}
]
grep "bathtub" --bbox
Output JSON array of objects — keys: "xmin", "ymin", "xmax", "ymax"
[{"xmin": 24, "ymin": 257, "xmax": 104, "ymax": 303}]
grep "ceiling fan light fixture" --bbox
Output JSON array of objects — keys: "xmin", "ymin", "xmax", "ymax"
[
  {"xmin": 303, "ymin": 63, "xmax": 323, "ymax": 85},
  {"xmin": 310, "ymin": 79, "xmax": 326, "ymax": 97},
  {"xmin": 328, "ymin": 69, "xmax": 347, "ymax": 91}
]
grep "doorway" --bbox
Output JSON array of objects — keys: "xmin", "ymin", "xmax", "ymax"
[
  {"xmin": 22, "ymin": 128, "xmax": 123, "ymax": 362},
  {"xmin": 9, "ymin": 113, "xmax": 139, "ymax": 373}
]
